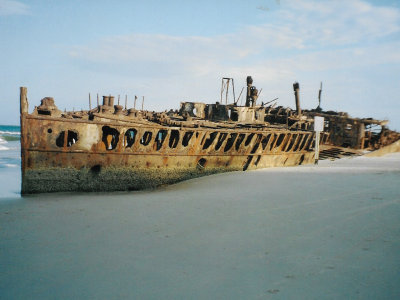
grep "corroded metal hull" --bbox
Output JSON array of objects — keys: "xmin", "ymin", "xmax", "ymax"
[
  {"xmin": 21, "ymin": 115, "xmax": 315, "ymax": 193},
  {"xmin": 22, "ymin": 76, "xmax": 399, "ymax": 194}
]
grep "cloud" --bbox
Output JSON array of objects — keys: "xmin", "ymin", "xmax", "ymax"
[
  {"xmin": 0, "ymin": 0, "xmax": 29, "ymax": 16},
  {"xmin": 262, "ymin": 0, "xmax": 400, "ymax": 48},
  {"xmin": 69, "ymin": 0, "xmax": 400, "ymax": 66},
  {"xmin": 268, "ymin": 42, "xmax": 400, "ymax": 73},
  {"xmin": 65, "ymin": 0, "xmax": 400, "ymax": 127},
  {"xmin": 257, "ymin": 6, "xmax": 270, "ymax": 12}
]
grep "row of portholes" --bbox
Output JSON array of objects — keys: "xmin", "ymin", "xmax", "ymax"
[
  {"xmin": 53, "ymin": 126, "xmax": 313, "ymax": 154},
  {"xmin": 102, "ymin": 127, "xmax": 241, "ymax": 152},
  {"xmin": 202, "ymin": 132, "xmax": 256, "ymax": 152},
  {"xmin": 252, "ymin": 132, "xmax": 313, "ymax": 153},
  {"xmin": 101, "ymin": 126, "xmax": 185, "ymax": 151},
  {"xmin": 201, "ymin": 131, "xmax": 313, "ymax": 154},
  {"xmin": 101, "ymin": 126, "xmax": 313, "ymax": 153}
]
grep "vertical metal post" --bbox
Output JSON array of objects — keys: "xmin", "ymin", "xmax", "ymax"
[
  {"xmin": 225, "ymin": 79, "xmax": 230, "ymax": 104},
  {"xmin": 293, "ymin": 82, "xmax": 301, "ymax": 116},
  {"xmin": 125, "ymin": 95, "xmax": 127, "ymax": 110},
  {"xmin": 318, "ymin": 82, "xmax": 322, "ymax": 108},
  {"xmin": 315, "ymin": 131, "xmax": 320, "ymax": 164},
  {"xmin": 245, "ymin": 76, "xmax": 253, "ymax": 107},
  {"xmin": 235, "ymin": 87, "xmax": 244, "ymax": 105},
  {"xmin": 20, "ymin": 87, "xmax": 28, "ymax": 192},
  {"xmin": 89, "ymin": 93, "xmax": 92, "ymax": 110},
  {"xmin": 134, "ymin": 95, "xmax": 137, "ymax": 109},
  {"xmin": 313, "ymin": 116, "xmax": 324, "ymax": 164},
  {"xmin": 232, "ymin": 78, "xmax": 235, "ymax": 104},
  {"xmin": 220, "ymin": 78, "xmax": 224, "ymax": 103},
  {"xmin": 20, "ymin": 87, "xmax": 28, "ymax": 114}
]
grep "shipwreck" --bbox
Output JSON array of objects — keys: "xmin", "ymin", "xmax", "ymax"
[{"xmin": 20, "ymin": 77, "xmax": 400, "ymax": 193}]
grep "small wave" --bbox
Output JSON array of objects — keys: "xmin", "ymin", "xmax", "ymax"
[
  {"xmin": 0, "ymin": 128, "xmax": 21, "ymax": 147},
  {"xmin": 0, "ymin": 145, "xmax": 9, "ymax": 151},
  {"xmin": 4, "ymin": 163, "xmax": 18, "ymax": 168},
  {"xmin": 0, "ymin": 137, "xmax": 8, "ymax": 146},
  {"xmin": 1, "ymin": 136, "xmax": 20, "ymax": 142},
  {"xmin": 0, "ymin": 131, "xmax": 20, "ymax": 135}
]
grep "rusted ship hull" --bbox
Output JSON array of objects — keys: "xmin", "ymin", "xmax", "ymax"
[
  {"xmin": 21, "ymin": 115, "xmax": 315, "ymax": 193},
  {"xmin": 21, "ymin": 76, "xmax": 399, "ymax": 194}
]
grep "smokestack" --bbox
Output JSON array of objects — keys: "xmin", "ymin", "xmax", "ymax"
[
  {"xmin": 245, "ymin": 76, "xmax": 253, "ymax": 107},
  {"xmin": 102, "ymin": 96, "xmax": 109, "ymax": 106},
  {"xmin": 109, "ymin": 96, "xmax": 115, "ymax": 107},
  {"xmin": 293, "ymin": 82, "xmax": 301, "ymax": 116}
]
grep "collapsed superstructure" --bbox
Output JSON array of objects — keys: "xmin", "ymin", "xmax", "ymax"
[{"xmin": 20, "ymin": 77, "xmax": 400, "ymax": 193}]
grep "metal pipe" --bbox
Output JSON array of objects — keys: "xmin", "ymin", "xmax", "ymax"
[
  {"xmin": 245, "ymin": 76, "xmax": 253, "ymax": 107},
  {"xmin": 225, "ymin": 79, "xmax": 230, "ymax": 104},
  {"xmin": 220, "ymin": 78, "xmax": 224, "ymax": 103},
  {"xmin": 232, "ymin": 78, "xmax": 235, "ymax": 104},
  {"xmin": 235, "ymin": 87, "xmax": 244, "ymax": 105},
  {"xmin": 318, "ymin": 82, "xmax": 323, "ymax": 110},
  {"xmin": 89, "ymin": 93, "xmax": 91, "ymax": 110},
  {"xmin": 293, "ymin": 82, "xmax": 301, "ymax": 116}
]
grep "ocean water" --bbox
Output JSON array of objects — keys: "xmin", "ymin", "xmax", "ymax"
[{"xmin": 0, "ymin": 125, "xmax": 21, "ymax": 198}]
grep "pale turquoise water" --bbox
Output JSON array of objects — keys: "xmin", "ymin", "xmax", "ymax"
[{"xmin": 0, "ymin": 125, "xmax": 21, "ymax": 198}]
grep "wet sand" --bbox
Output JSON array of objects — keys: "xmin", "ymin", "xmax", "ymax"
[{"xmin": 1, "ymin": 154, "xmax": 400, "ymax": 299}]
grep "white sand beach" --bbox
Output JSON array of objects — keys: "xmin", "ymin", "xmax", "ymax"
[{"xmin": 1, "ymin": 153, "xmax": 400, "ymax": 299}]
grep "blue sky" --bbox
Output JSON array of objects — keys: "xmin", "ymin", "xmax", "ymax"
[{"xmin": 1, "ymin": 0, "xmax": 399, "ymax": 130}]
